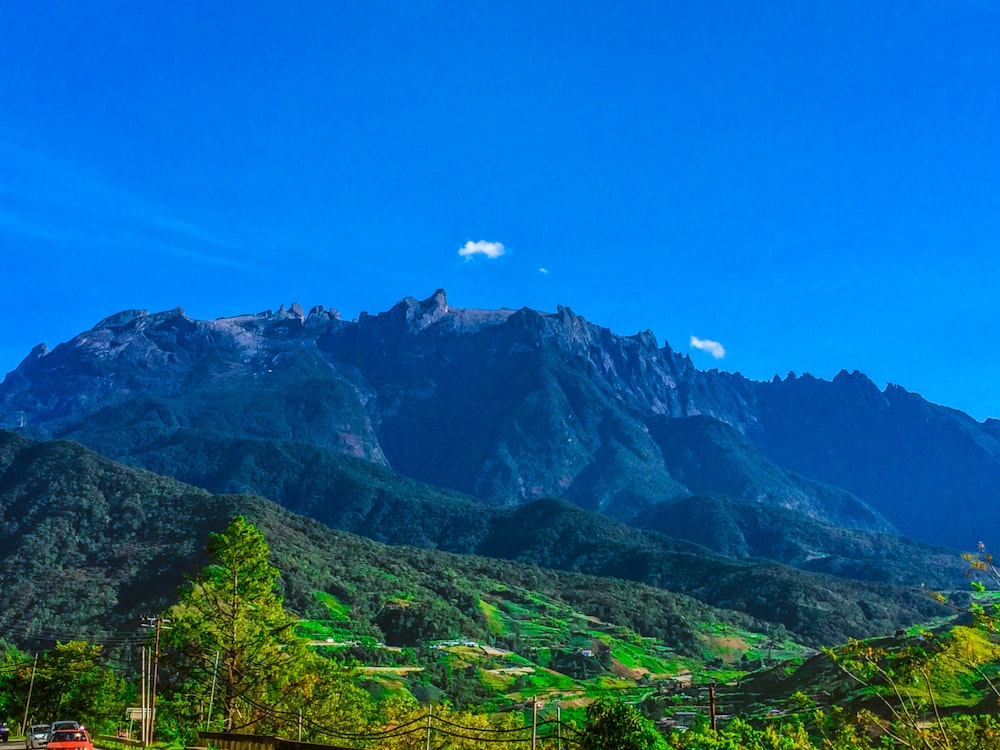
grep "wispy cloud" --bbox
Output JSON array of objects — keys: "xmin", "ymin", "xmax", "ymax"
[
  {"xmin": 458, "ymin": 239, "xmax": 506, "ymax": 261},
  {"xmin": 0, "ymin": 139, "xmax": 260, "ymax": 270},
  {"xmin": 690, "ymin": 336, "xmax": 726, "ymax": 359},
  {"xmin": 539, "ymin": 267, "xmax": 549, "ymax": 274}
]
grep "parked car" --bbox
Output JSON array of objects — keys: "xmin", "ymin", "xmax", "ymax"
[
  {"xmin": 45, "ymin": 730, "xmax": 92, "ymax": 750},
  {"xmin": 46, "ymin": 724, "xmax": 78, "ymax": 734},
  {"xmin": 44, "ymin": 724, "xmax": 78, "ymax": 742},
  {"xmin": 26, "ymin": 724, "xmax": 51, "ymax": 749}
]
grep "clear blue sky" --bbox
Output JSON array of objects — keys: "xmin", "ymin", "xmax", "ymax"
[{"xmin": 2, "ymin": 1, "xmax": 999, "ymax": 419}]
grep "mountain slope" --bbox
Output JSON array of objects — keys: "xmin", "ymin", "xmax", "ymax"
[
  {"xmin": 0, "ymin": 430, "xmax": 758, "ymax": 654},
  {"xmin": 92, "ymin": 427, "xmax": 964, "ymax": 595},
  {"xmin": 477, "ymin": 498, "xmax": 950, "ymax": 646},
  {"xmin": 645, "ymin": 415, "xmax": 892, "ymax": 532},
  {"xmin": 0, "ymin": 432, "xmax": 951, "ymax": 649},
  {"xmin": 126, "ymin": 429, "xmax": 495, "ymax": 551},
  {"xmin": 746, "ymin": 371, "xmax": 1000, "ymax": 549},
  {"xmin": 633, "ymin": 493, "xmax": 959, "ymax": 583}
]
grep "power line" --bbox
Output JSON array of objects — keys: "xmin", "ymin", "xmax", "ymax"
[{"xmin": 2, "ymin": 621, "xmax": 698, "ymax": 745}]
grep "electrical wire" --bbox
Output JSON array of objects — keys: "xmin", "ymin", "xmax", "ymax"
[{"xmin": 1, "ymin": 621, "xmax": 696, "ymax": 745}]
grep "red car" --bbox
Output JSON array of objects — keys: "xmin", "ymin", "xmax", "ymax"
[{"xmin": 45, "ymin": 730, "xmax": 93, "ymax": 750}]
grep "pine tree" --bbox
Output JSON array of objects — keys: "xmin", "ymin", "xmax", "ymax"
[{"xmin": 167, "ymin": 516, "xmax": 308, "ymax": 733}]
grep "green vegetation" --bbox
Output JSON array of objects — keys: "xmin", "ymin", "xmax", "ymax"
[
  {"xmin": 1, "ymin": 511, "xmax": 1000, "ymax": 749},
  {"xmin": 0, "ymin": 430, "xmax": 952, "ymax": 655},
  {"xmin": 0, "ymin": 641, "xmax": 126, "ymax": 734},
  {"xmin": 7, "ymin": 431, "xmax": 1000, "ymax": 747},
  {"xmin": 315, "ymin": 591, "xmax": 351, "ymax": 621},
  {"xmin": 164, "ymin": 517, "xmax": 378, "ymax": 738}
]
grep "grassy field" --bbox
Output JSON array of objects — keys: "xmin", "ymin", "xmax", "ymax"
[
  {"xmin": 294, "ymin": 579, "xmax": 1000, "ymax": 732},
  {"xmin": 299, "ymin": 582, "xmax": 829, "ymax": 716}
]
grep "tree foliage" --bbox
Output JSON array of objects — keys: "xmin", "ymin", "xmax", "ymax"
[
  {"xmin": 578, "ymin": 698, "xmax": 666, "ymax": 750},
  {"xmin": 164, "ymin": 515, "xmax": 377, "ymax": 740},
  {"xmin": 167, "ymin": 516, "xmax": 314, "ymax": 733},
  {"xmin": 0, "ymin": 641, "xmax": 125, "ymax": 734}
]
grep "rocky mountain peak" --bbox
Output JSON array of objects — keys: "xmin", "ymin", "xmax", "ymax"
[
  {"xmin": 399, "ymin": 289, "xmax": 450, "ymax": 331},
  {"xmin": 26, "ymin": 343, "xmax": 48, "ymax": 360},
  {"xmin": 93, "ymin": 309, "xmax": 149, "ymax": 330},
  {"xmin": 630, "ymin": 329, "xmax": 659, "ymax": 350},
  {"xmin": 832, "ymin": 369, "xmax": 876, "ymax": 387}
]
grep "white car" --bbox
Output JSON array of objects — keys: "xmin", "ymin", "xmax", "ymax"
[{"xmin": 26, "ymin": 724, "xmax": 51, "ymax": 749}]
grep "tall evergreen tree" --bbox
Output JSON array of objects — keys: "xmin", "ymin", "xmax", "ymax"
[{"xmin": 166, "ymin": 516, "xmax": 308, "ymax": 733}]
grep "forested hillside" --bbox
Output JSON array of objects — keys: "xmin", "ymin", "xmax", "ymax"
[{"xmin": 0, "ymin": 431, "xmax": 950, "ymax": 653}]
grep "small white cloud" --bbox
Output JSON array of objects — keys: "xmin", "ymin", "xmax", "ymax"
[
  {"xmin": 690, "ymin": 336, "xmax": 726, "ymax": 359},
  {"xmin": 459, "ymin": 239, "xmax": 505, "ymax": 260},
  {"xmin": 539, "ymin": 267, "xmax": 549, "ymax": 274}
]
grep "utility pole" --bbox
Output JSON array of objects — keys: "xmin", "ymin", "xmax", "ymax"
[
  {"xmin": 141, "ymin": 615, "xmax": 166, "ymax": 745},
  {"xmin": 709, "ymin": 682, "xmax": 717, "ymax": 732},
  {"xmin": 206, "ymin": 651, "xmax": 220, "ymax": 731},
  {"xmin": 140, "ymin": 648, "xmax": 148, "ymax": 746},
  {"xmin": 22, "ymin": 653, "xmax": 38, "ymax": 731}
]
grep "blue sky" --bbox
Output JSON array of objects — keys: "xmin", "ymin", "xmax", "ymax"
[{"xmin": 2, "ymin": 1, "xmax": 999, "ymax": 419}]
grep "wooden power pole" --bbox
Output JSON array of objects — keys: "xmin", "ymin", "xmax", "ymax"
[
  {"xmin": 709, "ymin": 682, "xmax": 717, "ymax": 731},
  {"xmin": 141, "ymin": 615, "xmax": 165, "ymax": 745}
]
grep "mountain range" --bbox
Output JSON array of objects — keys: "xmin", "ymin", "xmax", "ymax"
[{"xmin": 0, "ymin": 289, "xmax": 991, "ymax": 646}]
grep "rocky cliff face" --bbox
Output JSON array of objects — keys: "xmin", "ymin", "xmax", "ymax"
[
  {"xmin": 2, "ymin": 290, "xmax": 997, "ymax": 551},
  {"xmin": 746, "ymin": 371, "xmax": 1000, "ymax": 547},
  {"xmin": 0, "ymin": 304, "xmax": 384, "ymax": 463}
]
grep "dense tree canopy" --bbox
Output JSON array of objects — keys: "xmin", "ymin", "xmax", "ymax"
[
  {"xmin": 168, "ymin": 516, "xmax": 315, "ymax": 732},
  {"xmin": 0, "ymin": 641, "xmax": 125, "ymax": 734}
]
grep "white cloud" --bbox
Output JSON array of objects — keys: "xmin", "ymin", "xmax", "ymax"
[
  {"xmin": 539, "ymin": 267, "xmax": 549, "ymax": 274},
  {"xmin": 458, "ymin": 239, "xmax": 505, "ymax": 260},
  {"xmin": 690, "ymin": 336, "xmax": 726, "ymax": 359}
]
